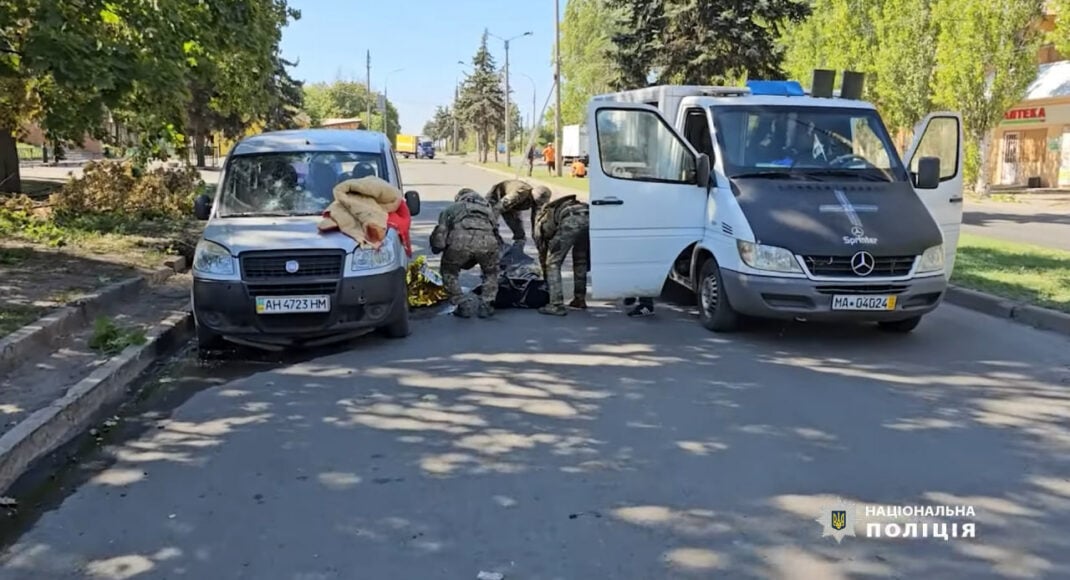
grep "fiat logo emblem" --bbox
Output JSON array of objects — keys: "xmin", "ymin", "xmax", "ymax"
[
  {"xmin": 285, "ymin": 260, "xmax": 300, "ymax": 274},
  {"xmin": 850, "ymin": 251, "xmax": 875, "ymax": 276}
]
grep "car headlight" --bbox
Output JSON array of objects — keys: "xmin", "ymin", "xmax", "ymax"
[
  {"xmin": 917, "ymin": 244, "xmax": 944, "ymax": 273},
  {"xmin": 193, "ymin": 240, "xmax": 235, "ymax": 275},
  {"xmin": 352, "ymin": 241, "xmax": 397, "ymax": 271},
  {"xmin": 737, "ymin": 240, "xmax": 803, "ymax": 273}
]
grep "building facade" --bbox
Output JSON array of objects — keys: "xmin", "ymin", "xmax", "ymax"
[{"xmin": 987, "ymin": 9, "xmax": 1070, "ymax": 188}]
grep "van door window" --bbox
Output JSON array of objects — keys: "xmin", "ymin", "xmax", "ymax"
[
  {"xmin": 596, "ymin": 108, "xmax": 697, "ymax": 183},
  {"xmin": 683, "ymin": 108, "xmax": 715, "ymax": 160},
  {"xmin": 909, "ymin": 117, "xmax": 960, "ymax": 181}
]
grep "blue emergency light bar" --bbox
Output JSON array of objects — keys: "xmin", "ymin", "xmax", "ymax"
[{"xmin": 745, "ymin": 80, "xmax": 806, "ymax": 96}]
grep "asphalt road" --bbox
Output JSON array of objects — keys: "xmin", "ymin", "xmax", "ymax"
[
  {"xmin": 963, "ymin": 198, "xmax": 1070, "ymax": 251},
  {"xmin": 2, "ymin": 159, "xmax": 1070, "ymax": 579}
]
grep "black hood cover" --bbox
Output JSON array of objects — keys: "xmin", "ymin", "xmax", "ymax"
[{"xmin": 731, "ymin": 178, "xmax": 943, "ymax": 256}]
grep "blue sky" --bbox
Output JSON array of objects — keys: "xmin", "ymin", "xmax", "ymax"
[{"xmin": 280, "ymin": 0, "xmax": 560, "ymax": 135}]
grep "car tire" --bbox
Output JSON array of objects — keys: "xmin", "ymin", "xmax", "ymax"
[
  {"xmin": 380, "ymin": 306, "xmax": 411, "ymax": 339},
  {"xmin": 877, "ymin": 316, "xmax": 922, "ymax": 333},
  {"xmin": 696, "ymin": 258, "xmax": 740, "ymax": 332},
  {"xmin": 196, "ymin": 322, "xmax": 224, "ymax": 356}
]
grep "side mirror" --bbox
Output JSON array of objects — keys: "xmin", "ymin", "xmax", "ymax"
[
  {"xmin": 915, "ymin": 157, "xmax": 941, "ymax": 189},
  {"xmin": 194, "ymin": 194, "xmax": 212, "ymax": 221},
  {"xmin": 405, "ymin": 190, "xmax": 421, "ymax": 216},
  {"xmin": 695, "ymin": 154, "xmax": 711, "ymax": 189}
]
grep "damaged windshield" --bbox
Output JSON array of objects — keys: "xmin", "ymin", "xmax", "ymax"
[
  {"xmin": 712, "ymin": 106, "xmax": 908, "ymax": 182},
  {"xmin": 218, "ymin": 151, "xmax": 387, "ymax": 217}
]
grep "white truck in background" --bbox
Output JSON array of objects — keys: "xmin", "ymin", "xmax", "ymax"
[{"xmin": 561, "ymin": 124, "xmax": 588, "ymax": 164}]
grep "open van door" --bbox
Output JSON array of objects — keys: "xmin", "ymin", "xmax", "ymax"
[
  {"xmin": 903, "ymin": 113, "xmax": 964, "ymax": 277},
  {"xmin": 585, "ymin": 101, "xmax": 710, "ymax": 299}
]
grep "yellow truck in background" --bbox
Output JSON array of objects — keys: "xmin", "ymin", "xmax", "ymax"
[{"xmin": 395, "ymin": 134, "xmax": 434, "ymax": 159}]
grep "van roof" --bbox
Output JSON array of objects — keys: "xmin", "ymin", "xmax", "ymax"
[
  {"xmin": 593, "ymin": 85, "xmax": 876, "ymax": 110},
  {"xmin": 231, "ymin": 129, "xmax": 390, "ymax": 156}
]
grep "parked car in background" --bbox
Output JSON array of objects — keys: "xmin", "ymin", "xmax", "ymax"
[{"xmin": 418, "ymin": 139, "xmax": 435, "ymax": 159}]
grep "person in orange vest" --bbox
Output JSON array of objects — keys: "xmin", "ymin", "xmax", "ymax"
[
  {"xmin": 571, "ymin": 156, "xmax": 587, "ymax": 178},
  {"xmin": 542, "ymin": 142, "xmax": 556, "ymax": 174}
]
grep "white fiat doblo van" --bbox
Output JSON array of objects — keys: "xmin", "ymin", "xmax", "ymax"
[
  {"xmin": 190, "ymin": 129, "xmax": 420, "ymax": 353},
  {"xmin": 586, "ymin": 73, "xmax": 964, "ymax": 333}
]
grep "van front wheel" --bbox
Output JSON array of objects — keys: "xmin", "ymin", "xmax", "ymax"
[{"xmin": 697, "ymin": 259, "xmax": 740, "ymax": 332}]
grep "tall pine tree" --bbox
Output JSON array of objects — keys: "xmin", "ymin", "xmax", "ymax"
[
  {"xmin": 456, "ymin": 32, "xmax": 505, "ymax": 163},
  {"xmin": 611, "ymin": 0, "xmax": 809, "ymax": 88}
]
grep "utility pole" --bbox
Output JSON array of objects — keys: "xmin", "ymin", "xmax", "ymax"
[
  {"xmin": 490, "ymin": 32, "xmax": 532, "ymax": 168},
  {"xmin": 554, "ymin": 0, "xmax": 562, "ymax": 176},
  {"xmin": 366, "ymin": 50, "xmax": 372, "ymax": 131},
  {"xmin": 504, "ymin": 39, "xmax": 511, "ymax": 167}
]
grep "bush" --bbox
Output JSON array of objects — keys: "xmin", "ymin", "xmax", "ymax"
[{"xmin": 49, "ymin": 160, "xmax": 203, "ymax": 224}]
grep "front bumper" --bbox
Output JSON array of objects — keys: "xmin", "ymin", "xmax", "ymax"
[
  {"xmin": 720, "ymin": 270, "xmax": 947, "ymax": 321},
  {"xmin": 193, "ymin": 268, "xmax": 406, "ymax": 347}
]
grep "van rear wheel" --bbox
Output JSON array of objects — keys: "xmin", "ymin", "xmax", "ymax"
[{"xmin": 697, "ymin": 259, "xmax": 740, "ymax": 332}]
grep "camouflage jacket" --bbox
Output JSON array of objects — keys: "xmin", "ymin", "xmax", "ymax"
[
  {"xmin": 533, "ymin": 194, "xmax": 588, "ymax": 250},
  {"xmin": 430, "ymin": 195, "xmax": 501, "ymax": 253}
]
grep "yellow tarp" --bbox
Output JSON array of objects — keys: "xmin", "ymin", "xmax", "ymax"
[{"xmin": 406, "ymin": 255, "xmax": 450, "ymax": 308}]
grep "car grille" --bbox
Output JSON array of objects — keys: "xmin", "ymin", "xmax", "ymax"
[
  {"xmin": 803, "ymin": 255, "xmax": 915, "ymax": 278},
  {"xmin": 240, "ymin": 250, "xmax": 345, "ymax": 281},
  {"xmin": 246, "ymin": 282, "xmax": 338, "ymax": 296},
  {"xmin": 815, "ymin": 284, "xmax": 910, "ymax": 295}
]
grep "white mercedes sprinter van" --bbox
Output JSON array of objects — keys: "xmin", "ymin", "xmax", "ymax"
[{"xmin": 586, "ymin": 76, "xmax": 964, "ymax": 333}]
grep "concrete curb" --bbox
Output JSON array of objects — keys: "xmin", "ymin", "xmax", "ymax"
[
  {"xmin": 0, "ymin": 263, "xmax": 182, "ymax": 379},
  {"xmin": 463, "ymin": 162, "xmax": 588, "ymax": 198},
  {"xmin": 0, "ymin": 306, "xmax": 194, "ymax": 494},
  {"xmin": 945, "ymin": 285, "xmax": 1070, "ymax": 337}
]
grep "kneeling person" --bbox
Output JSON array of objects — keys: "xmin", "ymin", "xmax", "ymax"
[
  {"xmin": 430, "ymin": 189, "xmax": 501, "ymax": 318},
  {"xmin": 534, "ymin": 194, "xmax": 590, "ymax": 316}
]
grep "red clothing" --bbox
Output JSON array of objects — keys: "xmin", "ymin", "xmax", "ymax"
[{"xmin": 387, "ymin": 201, "xmax": 413, "ymax": 257}]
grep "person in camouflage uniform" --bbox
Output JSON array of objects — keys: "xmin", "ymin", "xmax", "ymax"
[
  {"xmin": 533, "ymin": 194, "xmax": 590, "ymax": 316},
  {"xmin": 486, "ymin": 180, "xmax": 551, "ymax": 249},
  {"xmin": 430, "ymin": 188, "xmax": 502, "ymax": 318}
]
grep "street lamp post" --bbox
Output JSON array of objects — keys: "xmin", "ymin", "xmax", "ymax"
[
  {"xmin": 384, "ymin": 68, "xmax": 404, "ymax": 139},
  {"xmin": 489, "ymin": 31, "xmax": 532, "ymax": 167}
]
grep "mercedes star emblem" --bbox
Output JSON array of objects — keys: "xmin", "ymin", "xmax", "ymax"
[
  {"xmin": 285, "ymin": 260, "xmax": 300, "ymax": 274},
  {"xmin": 850, "ymin": 251, "xmax": 875, "ymax": 276},
  {"xmin": 850, "ymin": 225, "xmax": 865, "ymax": 238}
]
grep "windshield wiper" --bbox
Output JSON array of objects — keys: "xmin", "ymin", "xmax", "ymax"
[
  {"xmin": 222, "ymin": 211, "xmax": 295, "ymax": 217},
  {"xmin": 730, "ymin": 170, "xmax": 805, "ymax": 180},
  {"xmin": 806, "ymin": 169, "xmax": 892, "ymax": 182}
]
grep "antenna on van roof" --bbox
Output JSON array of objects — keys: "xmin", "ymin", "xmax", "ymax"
[
  {"xmin": 811, "ymin": 70, "xmax": 836, "ymax": 98},
  {"xmin": 841, "ymin": 71, "xmax": 865, "ymax": 100}
]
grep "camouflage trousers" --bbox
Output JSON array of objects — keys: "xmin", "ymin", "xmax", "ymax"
[
  {"xmin": 541, "ymin": 211, "xmax": 589, "ymax": 307},
  {"xmin": 440, "ymin": 235, "xmax": 500, "ymax": 307}
]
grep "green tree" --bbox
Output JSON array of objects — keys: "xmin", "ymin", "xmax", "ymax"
[
  {"xmin": 871, "ymin": 0, "xmax": 938, "ymax": 138},
  {"xmin": 931, "ymin": 0, "xmax": 1044, "ymax": 194},
  {"xmin": 781, "ymin": 0, "xmax": 880, "ymax": 93},
  {"xmin": 611, "ymin": 0, "xmax": 810, "ymax": 88},
  {"xmin": 301, "ymin": 80, "xmax": 401, "ymax": 141},
  {"xmin": 183, "ymin": 0, "xmax": 301, "ymax": 167},
  {"xmin": 456, "ymin": 32, "xmax": 505, "ymax": 162},
  {"xmin": 558, "ymin": 0, "xmax": 619, "ymax": 124},
  {"xmin": 1050, "ymin": 0, "xmax": 1070, "ymax": 57},
  {"xmin": 0, "ymin": 0, "xmax": 193, "ymax": 192}
]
